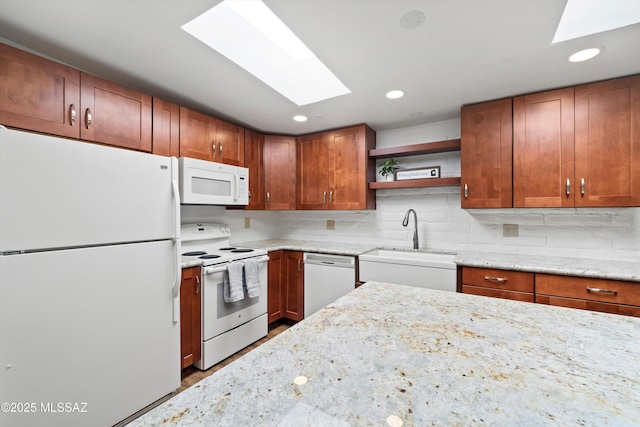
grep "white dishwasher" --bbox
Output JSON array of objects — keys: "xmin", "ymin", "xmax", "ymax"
[{"xmin": 304, "ymin": 253, "xmax": 356, "ymax": 318}]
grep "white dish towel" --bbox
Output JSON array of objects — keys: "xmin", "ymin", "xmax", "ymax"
[
  {"xmin": 243, "ymin": 258, "xmax": 261, "ymax": 298},
  {"xmin": 224, "ymin": 261, "xmax": 245, "ymax": 303}
]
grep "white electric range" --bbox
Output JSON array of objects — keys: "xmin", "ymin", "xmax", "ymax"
[{"xmin": 181, "ymin": 223, "xmax": 268, "ymax": 370}]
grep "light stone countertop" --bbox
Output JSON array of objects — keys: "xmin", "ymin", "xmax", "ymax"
[
  {"xmin": 455, "ymin": 250, "xmax": 640, "ymax": 283},
  {"xmin": 235, "ymin": 238, "xmax": 378, "ymax": 257},
  {"xmin": 183, "ymin": 238, "xmax": 640, "ymax": 283},
  {"xmin": 127, "ymin": 281, "xmax": 640, "ymax": 426}
]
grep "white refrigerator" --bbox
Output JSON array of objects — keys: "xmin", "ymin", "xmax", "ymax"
[{"xmin": 0, "ymin": 127, "xmax": 181, "ymax": 426}]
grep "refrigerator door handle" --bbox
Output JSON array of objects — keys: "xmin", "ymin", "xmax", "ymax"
[{"xmin": 171, "ymin": 178, "xmax": 181, "ymax": 323}]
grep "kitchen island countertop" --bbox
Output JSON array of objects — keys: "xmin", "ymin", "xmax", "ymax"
[{"xmin": 127, "ymin": 281, "xmax": 640, "ymax": 426}]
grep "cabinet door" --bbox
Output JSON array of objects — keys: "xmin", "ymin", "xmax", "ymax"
[
  {"xmin": 283, "ymin": 251, "xmax": 304, "ymax": 321},
  {"xmin": 215, "ymin": 118, "xmax": 245, "ymax": 166},
  {"xmin": 461, "ymin": 98, "xmax": 513, "ymax": 208},
  {"xmin": 80, "ymin": 73, "xmax": 152, "ymax": 152},
  {"xmin": 180, "ymin": 267, "xmax": 202, "ymax": 369},
  {"xmin": 513, "ymin": 88, "xmax": 575, "ymax": 207},
  {"xmin": 0, "ymin": 42, "xmax": 80, "ymax": 139},
  {"xmin": 267, "ymin": 250, "xmax": 284, "ymax": 323},
  {"xmin": 264, "ymin": 135, "xmax": 296, "ymax": 210},
  {"xmin": 328, "ymin": 125, "xmax": 376, "ymax": 210},
  {"xmin": 152, "ymin": 98, "xmax": 180, "ymax": 157},
  {"xmin": 179, "ymin": 106, "xmax": 215, "ymax": 161},
  {"xmin": 296, "ymin": 132, "xmax": 330, "ymax": 210},
  {"xmin": 244, "ymin": 130, "xmax": 265, "ymax": 210},
  {"xmin": 574, "ymin": 75, "xmax": 640, "ymax": 207}
]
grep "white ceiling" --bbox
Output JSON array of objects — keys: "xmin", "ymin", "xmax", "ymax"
[{"xmin": 1, "ymin": 0, "xmax": 639, "ymax": 135}]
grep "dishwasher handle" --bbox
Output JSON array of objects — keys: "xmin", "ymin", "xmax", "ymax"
[{"xmin": 303, "ymin": 253, "xmax": 355, "ymax": 268}]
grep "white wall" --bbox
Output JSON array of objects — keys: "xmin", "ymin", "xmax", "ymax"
[{"xmin": 190, "ymin": 119, "xmax": 640, "ymax": 262}]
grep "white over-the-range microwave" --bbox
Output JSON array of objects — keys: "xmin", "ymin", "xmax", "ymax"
[{"xmin": 179, "ymin": 157, "xmax": 249, "ymax": 206}]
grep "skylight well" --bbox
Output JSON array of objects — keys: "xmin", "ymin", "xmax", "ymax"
[
  {"xmin": 553, "ymin": 0, "xmax": 640, "ymax": 43},
  {"xmin": 182, "ymin": 0, "xmax": 350, "ymax": 106}
]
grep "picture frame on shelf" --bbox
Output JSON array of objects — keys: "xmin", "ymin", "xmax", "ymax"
[{"xmin": 396, "ymin": 166, "xmax": 441, "ymax": 180}]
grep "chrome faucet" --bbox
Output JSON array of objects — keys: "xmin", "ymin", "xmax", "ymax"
[{"xmin": 402, "ymin": 208, "xmax": 419, "ymax": 249}]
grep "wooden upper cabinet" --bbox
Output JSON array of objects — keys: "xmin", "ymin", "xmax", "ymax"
[
  {"xmin": 297, "ymin": 125, "xmax": 375, "ymax": 210},
  {"xmin": 244, "ymin": 129, "xmax": 265, "ymax": 210},
  {"xmin": 152, "ymin": 98, "xmax": 180, "ymax": 157},
  {"xmin": 179, "ymin": 106, "xmax": 216, "ymax": 161},
  {"xmin": 513, "ymin": 88, "xmax": 575, "ymax": 207},
  {"xmin": 0, "ymin": 42, "xmax": 80, "ymax": 139},
  {"xmin": 574, "ymin": 75, "xmax": 640, "ymax": 207},
  {"xmin": 461, "ymin": 98, "xmax": 513, "ymax": 208},
  {"xmin": 296, "ymin": 132, "xmax": 331, "ymax": 209},
  {"xmin": 328, "ymin": 125, "xmax": 376, "ymax": 210},
  {"xmin": 215, "ymin": 118, "xmax": 244, "ymax": 166},
  {"xmin": 179, "ymin": 106, "xmax": 245, "ymax": 165},
  {"xmin": 80, "ymin": 73, "xmax": 152, "ymax": 152},
  {"xmin": 264, "ymin": 135, "xmax": 296, "ymax": 210}
]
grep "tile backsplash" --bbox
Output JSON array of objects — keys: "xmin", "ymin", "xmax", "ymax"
[{"xmin": 190, "ymin": 118, "xmax": 639, "ymax": 262}]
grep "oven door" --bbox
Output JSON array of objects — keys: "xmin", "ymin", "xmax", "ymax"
[{"xmin": 201, "ymin": 256, "xmax": 268, "ymax": 341}]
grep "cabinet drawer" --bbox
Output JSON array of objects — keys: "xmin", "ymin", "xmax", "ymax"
[
  {"xmin": 536, "ymin": 274, "xmax": 640, "ymax": 306},
  {"xmin": 462, "ymin": 285, "xmax": 534, "ymax": 302},
  {"xmin": 462, "ymin": 267, "xmax": 534, "ymax": 293}
]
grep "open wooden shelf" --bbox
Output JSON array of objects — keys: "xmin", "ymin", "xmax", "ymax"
[
  {"xmin": 369, "ymin": 177, "xmax": 461, "ymax": 189},
  {"xmin": 369, "ymin": 139, "xmax": 461, "ymax": 189},
  {"xmin": 369, "ymin": 138, "xmax": 460, "ymax": 158}
]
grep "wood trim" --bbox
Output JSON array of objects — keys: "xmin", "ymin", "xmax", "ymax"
[
  {"xmin": 369, "ymin": 139, "xmax": 460, "ymax": 158},
  {"xmin": 369, "ymin": 177, "xmax": 460, "ymax": 189}
]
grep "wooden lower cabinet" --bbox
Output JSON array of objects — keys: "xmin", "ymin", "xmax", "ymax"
[
  {"xmin": 267, "ymin": 250, "xmax": 284, "ymax": 323},
  {"xmin": 536, "ymin": 274, "xmax": 640, "ymax": 318},
  {"xmin": 461, "ymin": 267, "xmax": 534, "ymax": 302},
  {"xmin": 268, "ymin": 250, "xmax": 304, "ymax": 323},
  {"xmin": 180, "ymin": 266, "xmax": 201, "ymax": 369}
]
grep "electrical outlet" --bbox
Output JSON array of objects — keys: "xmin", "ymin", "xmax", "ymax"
[
  {"xmin": 502, "ymin": 224, "xmax": 519, "ymax": 237},
  {"xmin": 326, "ymin": 220, "xmax": 335, "ymax": 230},
  {"xmin": 244, "ymin": 218, "xmax": 251, "ymax": 229}
]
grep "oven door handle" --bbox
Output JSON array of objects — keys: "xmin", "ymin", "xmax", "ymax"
[
  {"xmin": 203, "ymin": 255, "xmax": 270, "ymax": 275},
  {"xmin": 204, "ymin": 265, "xmax": 229, "ymax": 275}
]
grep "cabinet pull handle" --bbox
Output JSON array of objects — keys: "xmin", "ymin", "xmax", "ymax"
[
  {"xmin": 464, "ymin": 184, "xmax": 468, "ymax": 199},
  {"xmin": 69, "ymin": 104, "xmax": 76, "ymax": 125},
  {"xmin": 484, "ymin": 276, "xmax": 507, "ymax": 283},
  {"xmin": 580, "ymin": 177, "xmax": 585, "ymax": 196},
  {"xmin": 587, "ymin": 287, "xmax": 617, "ymax": 296},
  {"xmin": 212, "ymin": 142, "xmax": 216, "ymax": 154},
  {"xmin": 248, "ymin": 190, "xmax": 251, "ymax": 201},
  {"xmin": 329, "ymin": 191, "xmax": 333, "ymax": 204},
  {"xmin": 298, "ymin": 258, "xmax": 302, "ymax": 272},
  {"xmin": 323, "ymin": 191, "xmax": 327, "ymax": 204},
  {"xmin": 266, "ymin": 192, "xmax": 270, "ymax": 204},
  {"xmin": 195, "ymin": 275, "xmax": 200, "ymax": 294},
  {"xmin": 219, "ymin": 143, "xmax": 222, "ymax": 154},
  {"xmin": 566, "ymin": 179, "xmax": 570, "ymax": 197},
  {"xmin": 85, "ymin": 108, "xmax": 92, "ymax": 129}
]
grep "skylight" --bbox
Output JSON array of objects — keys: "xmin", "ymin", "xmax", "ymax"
[
  {"xmin": 182, "ymin": 0, "xmax": 350, "ymax": 106},
  {"xmin": 553, "ymin": 0, "xmax": 640, "ymax": 43}
]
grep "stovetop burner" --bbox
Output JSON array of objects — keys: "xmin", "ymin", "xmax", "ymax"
[
  {"xmin": 183, "ymin": 251, "xmax": 207, "ymax": 256},
  {"xmin": 219, "ymin": 247, "xmax": 236, "ymax": 251},
  {"xmin": 231, "ymin": 248, "xmax": 254, "ymax": 253},
  {"xmin": 199, "ymin": 254, "xmax": 221, "ymax": 259}
]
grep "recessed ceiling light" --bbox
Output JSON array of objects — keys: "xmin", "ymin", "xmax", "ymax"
[
  {"xmin": 569, "ymin": 48, "xmax": 601, "ymax": 62},
  {"xmin": 293, "ymin": 115, "xmax": 308, "ymax": 122},
  {"xmin": 182, "ymin": 0, "xmax": 350, "ymax": 106},
  {"xmin": 553, "ymin": 0, "xmax": 640, "ymax": 43},
  {"xmin": 386, "ymin": 90, "xmax": 404, "ymax": 99}
]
